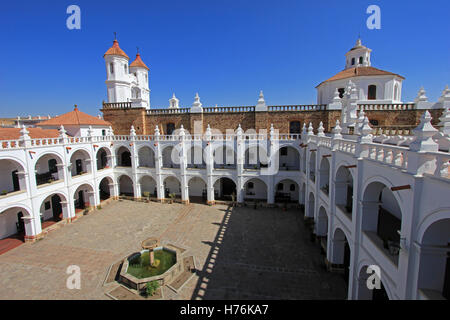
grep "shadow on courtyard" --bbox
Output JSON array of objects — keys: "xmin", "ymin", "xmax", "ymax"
[{"xmin": 190, "ymin": 204, "xmax": 347, "ymax": 300}]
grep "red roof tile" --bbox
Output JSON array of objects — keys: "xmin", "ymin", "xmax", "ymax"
[
  {"xmin": 0, "ymin": 127, "xmax": 61, "ymax": 140},
  {"xmin": 130, "ymin": 53, "xmax": 149, "ymax": 70},
  {"xmin": 37, "ymin": 106, "xmax": 111, "ymax": 127},
  {"xmin": 316, "ymin": 66, "xmax": 404, "ymax": 88},
  {"xmin": 103, "ymin": 39, "xmax": 129, "ymax": 59}
]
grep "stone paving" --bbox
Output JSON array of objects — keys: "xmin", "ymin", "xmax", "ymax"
[{"xmin": 0, "ymin": 200, "xmax": 347, "ymax": 299}]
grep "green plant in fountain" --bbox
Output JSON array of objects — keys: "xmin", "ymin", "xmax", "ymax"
[
  {"xmin": 127, "ymin": 250, "xmax": 176, "ymax": 279},
  {"xmin": 145, "ymin": 280, "xmax": 160, "ymax": 297}
]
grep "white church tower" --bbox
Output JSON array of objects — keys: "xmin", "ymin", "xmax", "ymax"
[{"xmin": 104, "ymin": 36, "xmax": 150, "ymax": 109}]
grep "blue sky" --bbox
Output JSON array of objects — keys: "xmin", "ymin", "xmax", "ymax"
[{"xmin": 0, "ymin": 0, "xmax": 449, "ymax": 117}]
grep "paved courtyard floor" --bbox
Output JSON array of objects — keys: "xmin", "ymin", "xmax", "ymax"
[{"xmin": 0, "ymin": 200, "xmax": 347, "ymax": 299}]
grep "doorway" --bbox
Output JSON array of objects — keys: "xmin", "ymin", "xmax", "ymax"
[
  {"xmin": 12, "ymin": 170, "xmax": 19, "ymax": 191},
  {"xmin": 75, "ymin": 159, "xmax": 83, "ymax": 175},
  {"xmin": 51, "ymin": 195, "xmax": 62, "ymax": 221}
]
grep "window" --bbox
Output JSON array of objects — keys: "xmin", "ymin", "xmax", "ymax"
[
  {"xmin": 338, "ymin": 88, "xmax": 345, "ymax": 98},
  {"xmin": 102, "ymin": 129, "xmax": 106, "ymax": 136},
  {"xmin": 124, "ymin": 64, "xmax": 127, "ymax": 73},
  {"xmin": 44, "ymin": 201, "xmax": 51, "ymax": 210},
  {"xmin": 369, "ymin": 119, "xmax": 379, "ymax": 126},
  {"xmin": 290, "ymin": 184, "xmax": 296, "ymax": 191},
  {"xmin": 394, "ymin": 84, "xmax": 399, "ymax": 101},
  {"xmin": 145, "ymin": 74, "xmax": 148, "ymax": 83},
  {"xmin": 289, "ymin": 121, "xmax": 301, "ymax": 134},
  {"xmin": 248, "ymin": 182, "xmax": 254, "ymax": 189},
  {"xmin": 368, "ymin": 85, "xmax": 377, "ymax": 100},
  {"xmin": 166, "ymin": 123, "xmax": 175, "ymax": 135},
  {"xmin": 110, "ymin": 63, "xmax": 114, "ymax": 74},
  {"xmin": 359, "ymin": 56, "xmax": 363, "ymax": 64},
  {"xmin": 280, "ymin": 147, "xmax": 287, "ymax": 156},
  {"xmin": 277, "ymin": 183, "xmax": 283, "ymax": 191},
  {"xmin": 351, "ymin": 58, "xmax": 355, "ymax": 65}
]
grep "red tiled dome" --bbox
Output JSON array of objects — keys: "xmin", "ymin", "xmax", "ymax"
[{"xmin": 103, "ymin": 39, "xmax": 129, "ymax": 60}]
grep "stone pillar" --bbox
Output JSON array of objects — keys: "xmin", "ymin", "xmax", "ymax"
[
  {"xmin": 23, "ymin": 215, "xmax": 42, "ymax": 242},
  {"xmin": 179, "ymin": 125, "xmax": 189, "ymax": 204},
  {"xmin": 86, "ymin": 190, "xmax": 97, "ymax": 209},
  {"xmin": 60, "ymin": 201, "xmax": 74, "ymax": 221},
  {"xmin": 154, "ymin": 126, "xmax": 164, "ymax": 202},
  {"xmin": 205, "ymin": 126, "xmax": 215, "ymax": 205},
  {"xmin": 236, "ymin": 124, "xmax": 244, "ymax": 204},
  {"xmin": 112, "ymin": 182, "xmax": 119, "ymax": 200}
]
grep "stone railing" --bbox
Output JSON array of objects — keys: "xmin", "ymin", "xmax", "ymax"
[
  {"xmin": 268, "ymin": 105, "xmax": 327, "ymax": 112},
  {"xmin": 102, "ymin": 102, "xmax": 132, "ymax": 109},
  {"xmin": 372, "ymin": 126, "xmax": 415, "ymax": 136},
  {"xmin": 366, "ymin": 143, "xmax": 409, "ymax": 170},
  {"xmin": 334, "ymin": 139, "xmax": 357, "ymax": 154},
  {"xmin": 358, "ymin": 103, "xmax": 416, "ymax": 111},
  {"xmin": 1, "ymin": 140, "xmax": 20, "ymax": 149},
  {"xmin": 146, "ymin": 108, "xmax": 190, "ymax": 115},
  {"xmin": 431, "ymin": 152, "xmax": 450, "ymax": 179},
  {"xmin": 203, "ymin": 106, "xmax": 255, "ymax": 113}
]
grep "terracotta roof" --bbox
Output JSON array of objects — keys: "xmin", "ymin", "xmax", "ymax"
[
  {"xmin": 129, "ymin": 53, "xmax": 149, "ymax": 70},
  {"xmin": 37, "ymin": 106, "xmax": 111, "ymax": 127},
  {"xmin": 103, "ymin": 39, "xmax": 129, "ymax": 59},
  {"xmin": 0, "ymin": 127, "xmax": 61, "ymax": 140},
  {"xmin": 316, "ymin": 66, "xmax": 404, "ymax": 88}
]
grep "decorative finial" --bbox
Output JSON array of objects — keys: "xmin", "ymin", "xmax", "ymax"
[
  {"xmin": 59, "ymin": 125, "xmax": 67, "ymax": 138},
  {"xmin": 318, "ymin": 121, "xmax": 325, "ymax": 137},
  {"xmin": 74, "ymin": 104, "xmax": 78, "ymax": 111},
  {"xmin": 439, "ymin": 107, "xmax": 450, "ymax": 136},
  {"xmin": 307, "ymin": 122, "xmax": 314, "ymax": 135},
  {"xmin": 333, "ymin": 120, "xmax": 342, "ymax": 139},
  {"xmin": 130, "ymin": 125, "xmax": 136, "ymax": 136},
  {"xmin": 114, "ymin": 32, "xmax": 117, "ymax": 40},
  {"xmin": 410, "ymin": 111, "xmax": 439, "ymax": 152}
]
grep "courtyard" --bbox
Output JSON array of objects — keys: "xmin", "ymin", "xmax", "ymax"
[{"xmin": 0, "ymin": 200, "xmax": 347, "ymax": 300}]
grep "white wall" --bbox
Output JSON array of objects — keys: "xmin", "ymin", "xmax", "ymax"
[
  {"xmin": 245, "ymin": 179, "xmax": 267, "ymax": 199},
  {"xmin": 0, "ymin": 208, "xmax": 19, "ymax": 238},
  {"xmin": 317, "ymin": 75, "xmax": 403, "ymax": 105},
  {"xmin": 188, "ymin": 178, "xmax": 206, "ymax": 196},
  {"xmin": 164, "ymin": 177, "xmax": 181, "ymax": 195},
  {"xmin": 0, "ymin": 160, "xmax": 22, "ymax": 193},
  {"xmin": 141, "ymin": 176, "xmax": 156, "ymax": 195}
]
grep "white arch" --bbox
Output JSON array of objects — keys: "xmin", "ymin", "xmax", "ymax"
[
  {"xmin": 0, "ymin": 155, "xmax": 26, "ymax": 171},
  {"xmin": 361, "ymin": 175, "xmax": 405, "ymax": 218},
  {"xmin": 187, "ymin": 175, "xmax": 207, "ymax": 185},
  {"xmin": 416, "ymin": 208, "xmax": 450, "ymax": 244},
  {"xmin": 0, "ymin": 204, "xmax": 32, "ymax": 218},
  {"xmin": 211, "ymin": 175, "xmax": 237, "ymax": 186}
]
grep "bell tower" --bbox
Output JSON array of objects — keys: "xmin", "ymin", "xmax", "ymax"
[
  {"xmin": 103, "ymin": 35, "xmax": 131, "ymax": 103},
  {"xmin": 345, "ymin": 38, "xmax": 372, "ymax": 69}
]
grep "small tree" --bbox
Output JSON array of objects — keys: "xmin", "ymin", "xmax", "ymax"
[{"xmin": 146, "ymin": 280, "xmax": 160, "ymax": 297}]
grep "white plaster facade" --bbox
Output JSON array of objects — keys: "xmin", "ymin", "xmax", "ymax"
[{"xmin": 0, "ymin": 107, "xmax": 449, "ymax": 300}]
